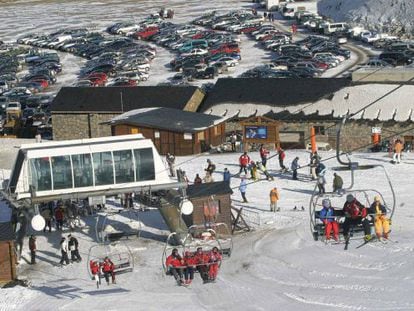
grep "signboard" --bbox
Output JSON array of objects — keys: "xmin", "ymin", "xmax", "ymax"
[
  {"xmin": 245, "ymin": 126, "xmax": 268, "ymax": 139},
  {"xmin": 372, "ymin": 127, "xmax": 382, "ymax": 134},
  {"xmin": 88, "ymin": 195, "xmax": 106, "ymax": 206}
]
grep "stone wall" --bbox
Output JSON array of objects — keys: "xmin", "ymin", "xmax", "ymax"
[
  {"xmin": 52, "ymin": 113, "xmax": 119, "ymax": 140},
  {"xmin": 225, "ymin": 119, "xmax": 414, "ymax": 151}
]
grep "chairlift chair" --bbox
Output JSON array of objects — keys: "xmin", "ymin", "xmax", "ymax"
[
  {"xmin": 309, "ymin": 115, "xmax": 396, "ymax": 242},
  {"xmin": 87, "ymin": 242, "xmax": 134, "ymax": 278},
  {"xmin": 96, "ymin": 209, "xmax": 142, "ymax": 243}
]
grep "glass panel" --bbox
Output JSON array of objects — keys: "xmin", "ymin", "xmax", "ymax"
[
  {"xmin": 92, "ymin": 152, "xmax": 114, "ymax": 186},
  {"xmin": 51, "ymin": 156, "xmax": 73, "ymax": 190},
  {"xmin": 72, "ymin": 154, "xmax": 93, "ymax": 188},
  {"xmin": 134, "ymin": 148, "xmax": 155, "ymax": 181},
  {"xmin": 29, "ymin": 157, "xmax": 52, "ymax": 191},
  {"xmin": 113, "ymin": 150, "xmax": 134, "ymax": 184}
]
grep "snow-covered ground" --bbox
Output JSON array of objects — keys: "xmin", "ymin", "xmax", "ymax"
[
  {"xmin": 318, "ymin": 0, "xmax": 414, "ymax": 38},
  {"xmin": 2, "ymin": 148, "xmax": 414, "ymax": 310}
]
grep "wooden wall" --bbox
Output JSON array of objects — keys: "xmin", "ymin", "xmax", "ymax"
[
  {"xmin": 190, "ymin": 194, "xmax": 232, "ymax": 234},
  {"xmin": 0, "ymin": 241, "xmax": 16, "ymax": 283},
  {"xmin": 112, "ymin": 123, "xmax": 226, "ymax": 156}
]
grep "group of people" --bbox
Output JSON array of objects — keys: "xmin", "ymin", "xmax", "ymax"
[
  {"xmin": 165, "ymin": 247, "xmax": 222, "ymax": 286},
  {"xmin": 90, "ymin": 257, "xmax": 116, "ymax": 288},
  {"xmin": 320, "ymin": 194, "xmax": 390, "ymax": 243},
  {"xmin": 59, "ymin": 234, "xmax": 82, "ymax": 266}
]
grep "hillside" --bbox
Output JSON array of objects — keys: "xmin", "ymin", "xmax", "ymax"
[{"xmin": 318, "ymin": 0, "xmax": 414, "ymax": 37}]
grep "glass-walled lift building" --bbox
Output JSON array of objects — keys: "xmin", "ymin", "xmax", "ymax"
[{"xmin": 7, "ymin": 134, "xmax": 178, "ymax": 202}]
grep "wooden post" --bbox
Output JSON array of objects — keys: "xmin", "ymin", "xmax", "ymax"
[{"xmin": 310, "ymin": 126, "xmax": 317, "ymax": 153}]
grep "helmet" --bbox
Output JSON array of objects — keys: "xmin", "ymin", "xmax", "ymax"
[
  {"xmin": 346, "ymin": 194, "xmax": 354, "ymax": 203},
  {"xmin": 172, "ymin": 248, "xmax": 178, "ymax": 254},
  {"xmin": 322, "ymin": 199, "xmax": 331, "ymax": 208},
  {"xmin": 374, "ymin": 195, "xmax": 381, "ymax": 202}
]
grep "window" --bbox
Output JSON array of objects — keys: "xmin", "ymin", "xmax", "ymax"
[
  {"xmin": 51, "ymin": 156, "xmax": 73, "ymax": 190},
  {"xmin": 29, "ymin": 157, "xmax": 52, "ymax": 191},
  {"xmin": 314, "ymin": 126, "xmax": 325, "ymax": 135},
  {"xmin": 72, "ymin": 154, "xmax": 93, "ymax": 188},
  {"xmin": 113, "ymin": 150, "xmax": 135, "ymax": 184},
  {"xmin": 133, "ymin": 148, "xmax": 155, "ymax": 181},
  {"xmin": 93, "ymin": 152, "xmax": 114, "ymax": 186},
  {"xmin": 198, "ymin": 132, "xmax": 205, "ymax": 140}
]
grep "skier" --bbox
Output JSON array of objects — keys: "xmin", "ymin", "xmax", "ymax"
[
  {"xmin": 55, "ymin": 205, "xmax": 64, "ymax": 231},
  {"xmin": 194, "ymin": 173, "xmax": 202, "ymax": 184},
  {"xmin": 393, "ymin": 139, "xmax": 403, "ymax": 164},
  {"xmin": 316, "ymin": 162, "xmax": 326, "ymax": 177},
  {"xmin": 68, "ymin": 234, "xmax": 82, "ymax": 262},
  {"xmin": 90, "ymin": 260, "xmax": 101, "ymax": 288},
  {"xmin": 269, "ymin": 187, "xmax": 280, "ymax": 212},
  {"xmin": 333, "ymin": 173, "xmax": 344, "ymax": 194},
  {"xmin": 278, "ymin": 148, "xmax": 287, "ymax": 172},
  {"xmin": 256, "ymin": 161, "xmax": 274, "ymax": 180},
  {"xmin": 239, "ymin": 152, "xmax": 251, "ymax": 175},
  {"xmin": 223, "ymin": 168, "xmax": 231, "ymax": 184},
  {"xmin": 205, "ymin": 159, "xmax": 216, "ymax": 175},
  {"xmin": 342, "ymin": 194, "xmax": 371, "ymax": 242},
  {"xmin": 230, "ymin": 132, "xmax": 237, "ymax": 152},
  {"xmin": 239, "ymin": 176, "xmax": 248, "ymax": 203},
  {"xmin": 166, "ymin": 153, "xmax": 176, "ymax": 177},
  {"xmin": 183, "ymin": 251, "xmax": 196, "ymax": 285},
  {"xmin": 291, "ymin": 156, "xmax": 300, "ymax": 180},
  {"xmin": 41, "ymin": 204, "xmax": 52, "ymax": 233},
  {"xmin": 203, "ymin": 172, "xmax": 214, "ymax": 183},
  {"xmin": 310, "ymin": 151, "xmax": 321, "ymax": 180},
  {"xmin": 259, "ymin": 144, "xmax": 269, "ymax": 167},
  {"xmin": 102, "ymin": 257, "xmax": 116, "ymax": 285},
  {"xmin": 165, "ymin": 248, "xmax": 184, "ymax": 285},
  {"xmin": 317, "ymin": 175, "xmax": 326, "ymax": 194},
  {"xmin": 29, "ymin": 235, "xmax": 36, "ymax": 264},
  {"xmin": 319, "ymin": 199, "xmax": 339, "ymax": 242},
  {"xmin": 368, "ymin": 196, "xmax": 390, "ymax": 240},
  {"xmin": 249, "ymin": 161, "xmax": 258, "ymax": 180},
  {"xmin": 208, "ymin": 247, "xmax": 222, "ymax": 282},
  {"xmin": 59, "ymin": 237, "xmax": 70, "ymax": 266},
  {"xmin": 194, "ymin": 247, "xmax": 209, "ymax": 282}
]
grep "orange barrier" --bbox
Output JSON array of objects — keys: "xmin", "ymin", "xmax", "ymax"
[{"xmin": 310, "ymin": 126, "xmax": 317, "ymax": 153}]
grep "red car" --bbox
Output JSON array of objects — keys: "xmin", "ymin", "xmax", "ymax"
[
  {"xmin": 87, "ymin": 76, "xmax": 106, "ymax": 87},
  {"xmin": 238, "ymin": 25, "xmax": 260, "ymax": 34},
  {"xmin": 29, "ymin": 78, "xmax": 49, "ymax": 88},
  {"xmin": 210, "ymin": 44, "xmax": 240, "ymax": 55},
  {"xmin": 134, "ymin": 27, "xmax": 159, "ymax": 40}
]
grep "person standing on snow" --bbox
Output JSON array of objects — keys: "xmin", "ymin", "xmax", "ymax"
[
  {"xmin": 59, "ymin": 237, "xmax": 70, "ymax": 266},
  {"xmin": 239, "ymin": 152, "xmax": 251, "ymax": 175},
  {"xmin": 310, "ymin": 151, "xmax": 321, "ymax": 180},
  {"xmin": 319, "ymin": 199, "xmax": 339, "ymax": 242},
  {"xmin": 368, "ymin": 196, "xmax": 390, "ymax": 240},
  {"xmin": 223, "ymin": 168, "xmax": 231, "ymax": 184},
  {"xmin": 317, "ymin": 174, "xmax": 326, "ymax": 194},
  {"xmin": 393, "ymin": 139, "xmax": 403, "ymax": 164},
  {"xmin": 29, "ymin": 235, "xmax": 37, "ymax": 264},
  {"xmin": 166, "ymin": 153, "xmax": 176, "ymax": 177},
  {"xmin": 230, "ymin": 132, "xmax": 237, "ymax": 152},
  {"xmin": 249, "ymin": 161, "xmax": 258, "ymax": 180},
  {"xmin": 278, "ymin": 148, "xmax": 287, "ymax": 172},
  {"xmin": 239, "ymin": 176, "xmax": 248, "ymax": 203},
  {"xmin": 269, "ymin": 187, "xmax": 280, "ymax": 212},
  {"xmin": 259, "ymin": 144, "xmax": 270, "ymax": 167},
  {"xmin": 194, "ymin": 174, "xmax": 202, "ymax": 184},
  {"xmin": 256, "ymin": 161, "xmax": 274, "ymax": 180},
  {"xmin": 205, "ymin": 159, "xmax": 216, "ymax": 176},
  {"xmin": 55, "ymin": 205, "xmax": 64, "ymax": 231},
  {"xmin": 333, "ymin": 173, "xmax": 344, "ymax": 194},
  {"xmin": 291, "ymin": 156, "xmax": 300, "ymax": 180},
  {"xmin": 68, "ymin": 234, "xmax": 82, "ymax": 262},
  {"xmin": 342, "ymin": 194, "xmax": 371, "ymax": 242}
]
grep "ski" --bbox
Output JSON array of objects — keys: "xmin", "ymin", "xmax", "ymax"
[{"xmin": 344, "ymin": 236, "xmax": 350, "ymax": 250}]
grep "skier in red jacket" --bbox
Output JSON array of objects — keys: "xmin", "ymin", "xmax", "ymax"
[
  {"xmin": 102, "ymin": 257, "xmax": 116, "ymax": 285},
  {"xmin": 259, "ymin": 144, "xmax": 269, "ymax": 167},
  {"xmin": 165, "ymin": 248, "xmax": 184, "ymax": 285},
  {"xmin": 183, "ymin": 251, "xmax": 197, "ymax": 285},
  {"xmin": 90, "ymin": 260, "xmax": 101, "ymax": 288},
  {"xmin": 239, "ymin": 152, "xmax": 251, "ymax": 175},
  {"xmin": 208, "ymin": 247, "xmax": 222, "ymax": 282},
  {"xmin": 194, "ymin": 247, "xmax": 210, "ymax": 282}
]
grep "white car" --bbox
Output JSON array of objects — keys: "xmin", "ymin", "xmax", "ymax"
[
  {"xmin": 314, "ymin": 52, "xmax": 345, "ymax": 63},
  {"xmin": 213, "ymin": 57, "xmax": 239, "ymax": 67},
  {"xmin": 180, "ymin": 48, "xmax": 208, "ymax": 57},
  {"xmin": 117, "ymin": 71, "xmax": 149, "ymax": 81}
]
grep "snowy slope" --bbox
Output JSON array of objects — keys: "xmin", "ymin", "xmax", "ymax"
[
  {"xmin": 318, "ymin": 0, "xmax": 414, "ymax": 37},
  {"xmin": 2, "ymin": 149, "xmax": 414, "ymax": 310}
]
